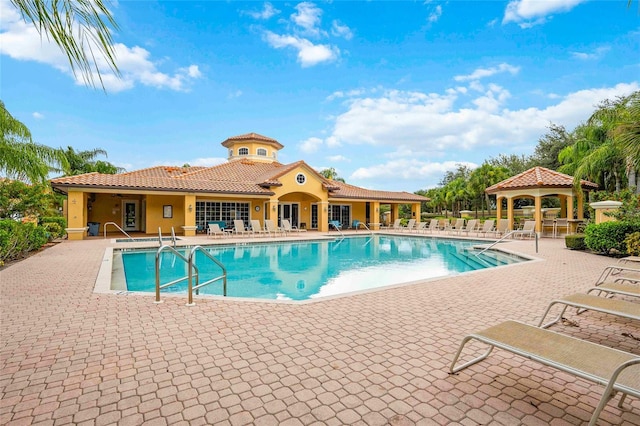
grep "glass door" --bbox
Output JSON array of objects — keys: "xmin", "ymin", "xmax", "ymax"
[
  {"xmin": 123, "ymin": 200, "xmax": 139, "ymax": 231},
  {"xmin": 280, "ymin": 203, "xmax": 300, "ymax": 227}
]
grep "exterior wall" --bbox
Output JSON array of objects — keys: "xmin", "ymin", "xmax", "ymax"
[
  {"xmin": 146, "ymin": 194, "xmax": 186, "ymax": 235},
  {"xmin": 227, "ymin": 142, "xmax": 277, "ymax": 163},
  {"xmin": 66, "ymin": 191, "xmax": 88, "ymax": 240}
]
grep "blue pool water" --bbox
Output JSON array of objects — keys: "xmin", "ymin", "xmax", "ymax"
[{"xmin": 118, "ymin": 235, "xmax": 527, "ymax": 301}]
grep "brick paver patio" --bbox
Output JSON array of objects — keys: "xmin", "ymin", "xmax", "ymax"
[{"xmin": 1, "ymin": 233, "xmax": 639, "ymax": 425}]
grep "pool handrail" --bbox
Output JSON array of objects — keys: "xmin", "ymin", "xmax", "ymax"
[
  {"xmin": 155, "ymin": 245, "xmax": 194, "ymax": 304},
  {"xmin": 104, "ymin": 221, "xmax": 134, "ymax": 241},
  {"xmin": 187, "ymin": 246, "xmax": 227, "ymax": 305},
  {"xmin": 475, "ymin": 230, "xmax": 539, "ymax": 256}
]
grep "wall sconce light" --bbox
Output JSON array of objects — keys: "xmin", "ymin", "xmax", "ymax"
[
  {"xmin": 272, "ymin": 205, "xmax": 277, "ymax": 211},
  {"xmin": 188, "ymin": 204, "xmax": 193, "ymax": 212},
  {"xmin": 323, "ymin": 207, "xmax": 328, "ymax": 212},
  {"xmin": 375, "ymin": 207, "xmax": 379, "ymax": 213},
  {"xmin": 71, "ymin": 199, "xmax": 77, "ymax": 204}
]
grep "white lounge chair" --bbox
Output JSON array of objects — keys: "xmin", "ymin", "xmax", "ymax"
[
  {"xmin": 448, "ymin": 219, "xmax": 465, "ymax": 235},
  {"xmin": 414, "ymin": 221, "xmax": 428, "ymax": 233},
  {"xmin": 264, "ymin": 219, "xmax": 284, "ymax": 237},
  {"xmin": 458, "ymin": 219, "xmax": 477, "ymax": 236},
  {"xmin": 207, "ymin": 223, "xmax": 225, "ymax": 238},
  {"xmin": 249, "ymin": 220, "xmax": 268, "ymax": 237},
  {"xmin": 282, "ymin": 219, "xmax": 306, "ymax": 234},
  {"xmin": 402, "ymin": 219, "xmax": 416, "ymax": 232},
  {"xmin": 476, "ymin": 219, "xmax": 494, "ymax": 237},
  {"xmin": 489, "ymin": 219, "xmax": 509, "ymax": 237},
  {"xmin": 450, "ymin": 320, "xmax": 640, "ymax": 426},
  {"xmin": 511, "ymin": 220, "xmax": 536, "ymax": 239},
  {"xmin": 538, "ymin": 292, "xmax": 640, "ymax": 329},
  {"xmin": 233, "ymin": 219, "xmax": 251, "ymax": 237},
  {"xmin": 423, "ymin": 219, "xmax": 439, "ymax": 233}
]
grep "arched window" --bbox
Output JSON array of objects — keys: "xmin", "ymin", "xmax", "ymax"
[
  {"xmin": 238, "ymin": 147, "xmax": 249, "ymax": 156},
  {"xmin": 257, "ymin": 148, "xmax": 267, "ymax": 156}
]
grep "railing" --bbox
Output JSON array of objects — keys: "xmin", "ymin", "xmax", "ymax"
[
  {"xmin": 475, "ymin": 230, "xmax": 538, "ymax": 256},
  {"xmin": 158, "ymin": 227, "xmax": 177, "ymax": 247},
  {"xmin": 154, "ymin": 244, "xmax": 227, "ymax": 306},
  {"xmin": 329, "ymin": 222, "xmax": 344, "ymax": 237},
  {"xmin": 187, "ymin": 246, "xmax": 227, "ymax": 305},
  {"xmin": 155, "ymin": 245, "xmax": 192, "ymax": 304},
  {"xmin": 358, "ymin": 222, "xmax": 373, "ymax": 235},
  {"xmin": 104, "ymin": 222, "xmax": 134, "ymax": 241}
]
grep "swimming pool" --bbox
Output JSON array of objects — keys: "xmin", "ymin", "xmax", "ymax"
[{"xmin": 115, "ymin": 235, "xmax": 528, "ymax": 301}]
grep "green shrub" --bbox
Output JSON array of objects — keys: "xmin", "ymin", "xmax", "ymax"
[
  {"xmin": 624, "ymin": 231, "xmax": 640, "ymax": 256},
  {"xmin": 584, "ymin": 221, "xmax": 640, "ymax": 256},
  {"xmin": 40, "ymin": 216, "xmax": 67, "ymax": 239},
  {"xmin": 565, "ymin": 234, "xmax": 586, "ymax": 250},
  {"xmin": 0, "ymin": 220, "xmax": 49, "ymax": 267}
]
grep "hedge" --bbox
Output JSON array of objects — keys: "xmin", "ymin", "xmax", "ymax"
[
  {"xmin": 0, "ymin": 220, "xmax": 49, "ymax": 267},
  {"xmin": 584, "ymin": 221, "xmax": 640, "ymax": 256}
]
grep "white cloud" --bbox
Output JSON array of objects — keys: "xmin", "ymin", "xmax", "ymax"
[
  {"xmin": 331, "ymin": 20, "xmax": 353, "ymax": 40},
  {"xmin": 244, "ymin": 2, "xmax": 280, "ymax": 20},
  {"xmin": 454, "ymin": 63, "xmax": 520, "ymax": 82},
  {"xmin": 264, "ymin": 32, "xmax": 338, "ymax": 67},
  {"xmin": 503, "ymin": 0, "xmax": 586, "ymax": 28},
  {"xmin": 32, "ymin": 112, "xmax": 44, "ymax": 119},
  {"xmin": 299, "ymin": 137, "xmax": 324, "ymax": 153},
  {"xmin": 326, "ymin": 155, "xmax": 349, "ymax": 162},
  {"xmin": 323, "ymin": 82, "xmax": 639, "ymax": 160},
  {"xmin": 0, "ymin": 2, "xmax": 201, "ymax": 92},
  {"xmin": 570, "ymin": 46, "xmax": 610, "ymax": 61},
  {"xmin": 428, "ymin": 5, "xmax": 442, "ymax": 23},
  {"xmin": 227, "ymin": 90, "xmax": 243, "ymax": 99},
  {"xmin": 351, "ymin": 159, "xmax": 477, "ymax": 182},
  {"xmin": 291, "ymin": 2, "xmax": 324, "ymax": 37}
]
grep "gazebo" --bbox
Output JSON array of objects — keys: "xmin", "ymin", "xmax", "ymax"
[{"xmin": 485, "ymin": 167, "xmax": 598, "ymax": 233}]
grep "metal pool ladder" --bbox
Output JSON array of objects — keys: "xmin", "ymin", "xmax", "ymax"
[
  {"xmin": 155, "ymin": 244, "xmax": 227, "ymax": 306},
  {"xmin": 103, "ymin": 222, "xmax": 134, "ymax": 241}
]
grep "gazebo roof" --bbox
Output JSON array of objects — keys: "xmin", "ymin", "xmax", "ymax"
[{"xmin": 485, "ymin": 166, "xmax": 598, "ymax": 194}]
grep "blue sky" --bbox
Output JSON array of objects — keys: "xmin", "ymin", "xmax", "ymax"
[{"xmin": 1, "ymin": 1, "xmax": 638, "ymax": 191}]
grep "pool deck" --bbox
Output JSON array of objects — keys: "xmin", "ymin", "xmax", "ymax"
[{"xmin": 1, "ymin": 232, "xmax": 639, "ymax": 425}]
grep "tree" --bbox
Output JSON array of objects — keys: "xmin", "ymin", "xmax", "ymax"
[
  {"xmin": 559, "ymin": 96, "xmax": 631, "ymax": 192},
  {"xmin": 533, "ymin": 123, "xmax": 575, "ymax": 170},
  {"xmin": 486, "ymin": 154, "xmax": 535, "ymax": 176},
  {"xmin": 10, "ymin": 0, "xmax": 120, "ymax": 89},
  {"xmin": 468, "ymin": 163, "xmax": 510, "ymax": 215},
  {"xmin": 612, "ymin": 91, "xmax": 640, "ymax": 192},
  {"xmin": 56, "ymin": 146, "xmax": 124, "ymax": 176},
  {"xmin": 319, "ymin": 167, "xmax": 346, "ymax": 183},
  {"xmin": 0, "ymin": 101, "xmax": 68, "ymax": 183}
]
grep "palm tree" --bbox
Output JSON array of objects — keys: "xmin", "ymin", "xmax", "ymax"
[
  {"xmin": 56, "ymin": 146, "xmax": 124, "ymax": 176},
  {"xmin": 0, "ymin": 101, "xmax": 68, "ymax": 183},
  {"xmin": 612, "ymin": 91, "xmax": 640, "ymax": 191},
  {"xmin": 10, "ymin": 0, "xmax": 120, "ymax": 88},
  {"xmin": 468, "ymin": 163, "xmax": 510, "ymax": 216},
  {"xmin": 319, "ymin": 167, "xmax": 346, "ymax": 183}
]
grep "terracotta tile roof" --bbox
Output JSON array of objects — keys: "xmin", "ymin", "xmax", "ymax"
[
  {"xmin": 51, "ymin": 160, "xmax": 428, "ymax": 202},
  {"xmin": 221, "ymin": 132, "xmax": 284, "ymax": 149},
  {"xmin": 328, "ymin": 181, "xmax": 429, "ymax": 202},
  {"xmin": 485, "ymin": 166, "xmax": 598, "ymax": 194}
]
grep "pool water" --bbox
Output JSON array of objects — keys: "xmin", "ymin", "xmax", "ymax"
[{"xmin": 118, "ymin": 236, "xmax": 527, "ymax": 301}]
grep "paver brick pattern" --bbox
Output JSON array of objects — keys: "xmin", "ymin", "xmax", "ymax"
[{"xmin": 1, "ymin": 234, "xmax": 639, "ymax": 425}]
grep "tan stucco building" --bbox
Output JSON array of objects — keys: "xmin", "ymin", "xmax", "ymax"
[{"xmin": 51, "ymin": 133, "xmax": 428, "ymax": 240}]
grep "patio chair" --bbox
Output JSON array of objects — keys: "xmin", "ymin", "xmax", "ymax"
[
  {"xmin": 207, "ymin": 223, "xmax": 225, "ymax": 238},
  {"xmin": 264, "ymin": 219, "xmax": 285, "ymax": 237},
  {"xmin": 329, "ymin": 220, "xmax": 343, "ymax": 231},
  {"xmin": 510, "ymin": 220, "xmax": 536, "ymax": 239},
  {"xmin": 587, "ymin": 264, "xmax": 640, "ymax": 300},
  {"xmin": 282, "ymin": 219, "xmax": 306, "ymax": 234},
  {"xmin": 490, "ymin": 219, "xmax": 509, "ymax": 237},
  {"xmin": 424, "ymin": 219, "xmax": 439, "ymax": 233},
  {"xmin": 555, "ymin": 218, "xmax": 569, "ymax": 237},
  {"xmin": 450, "ymin": 320, "xmax": 640, "ymax": 426},
  {"xmin": 249, "ymin": 220, "xmax": 268, "ymax": 237},
  {"xmin": 438, "ymin": 218, "xmax": 450, "ymax": 232},
  {"xmin": 458, "ymin": 219, "xmax": 478, "ymax": 236},
  {"xmin": 476, "ymin": 219, "xmax": 494, "ymax": 237},
  {"xmin": 351, "ymin": 219, "xmax": 361, "ymax": 230},
  {"xmin": 233, "ymin": 219, "xmax": 251, "ymax": 237},
  {"xmin": 448, "ymin": 219, "xmax": 465, "ymax": 235},
  {"xmin": 542, "ymin": 218, "xmax": 556, "ymax": 238},
  {"xmin": 402, "ymin": 219, "xmax": 416, "ymax": 232},
  {"xmin": 538, "ymin": 293, "xmax": 640, "ymax": 329},
  {"xmin": 414, "ymin": 221, "xmax": 429, "ymax": 233}
]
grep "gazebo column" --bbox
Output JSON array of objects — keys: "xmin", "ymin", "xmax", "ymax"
[
  {"xmin": 559, "ymin": 195, "xmax": 567, "ymax": 218},
  {"xmin": 576, "ymin": 191, "xmax": 584, "ymax": 219},
  {"xmin": 566, "ymin": 195, "xmax": 574, "ymax": 219},
  {"xmin": 411, "ymin": 203, "xmax": 421, "ymax": 223},
  {"xmin": 391, "ymin": 204, "xmax": 399, "ymax": 223},
  {"xmin": 496, "ymin": 196, "xmax": 503, "ymax": 220},
  {"xmin": 534, "ymin": 195, "xmax": 542, "ymax": 232},
  {"xmin": 507, "ymin": 196, "xmax": 514, "ymax": 230}
]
